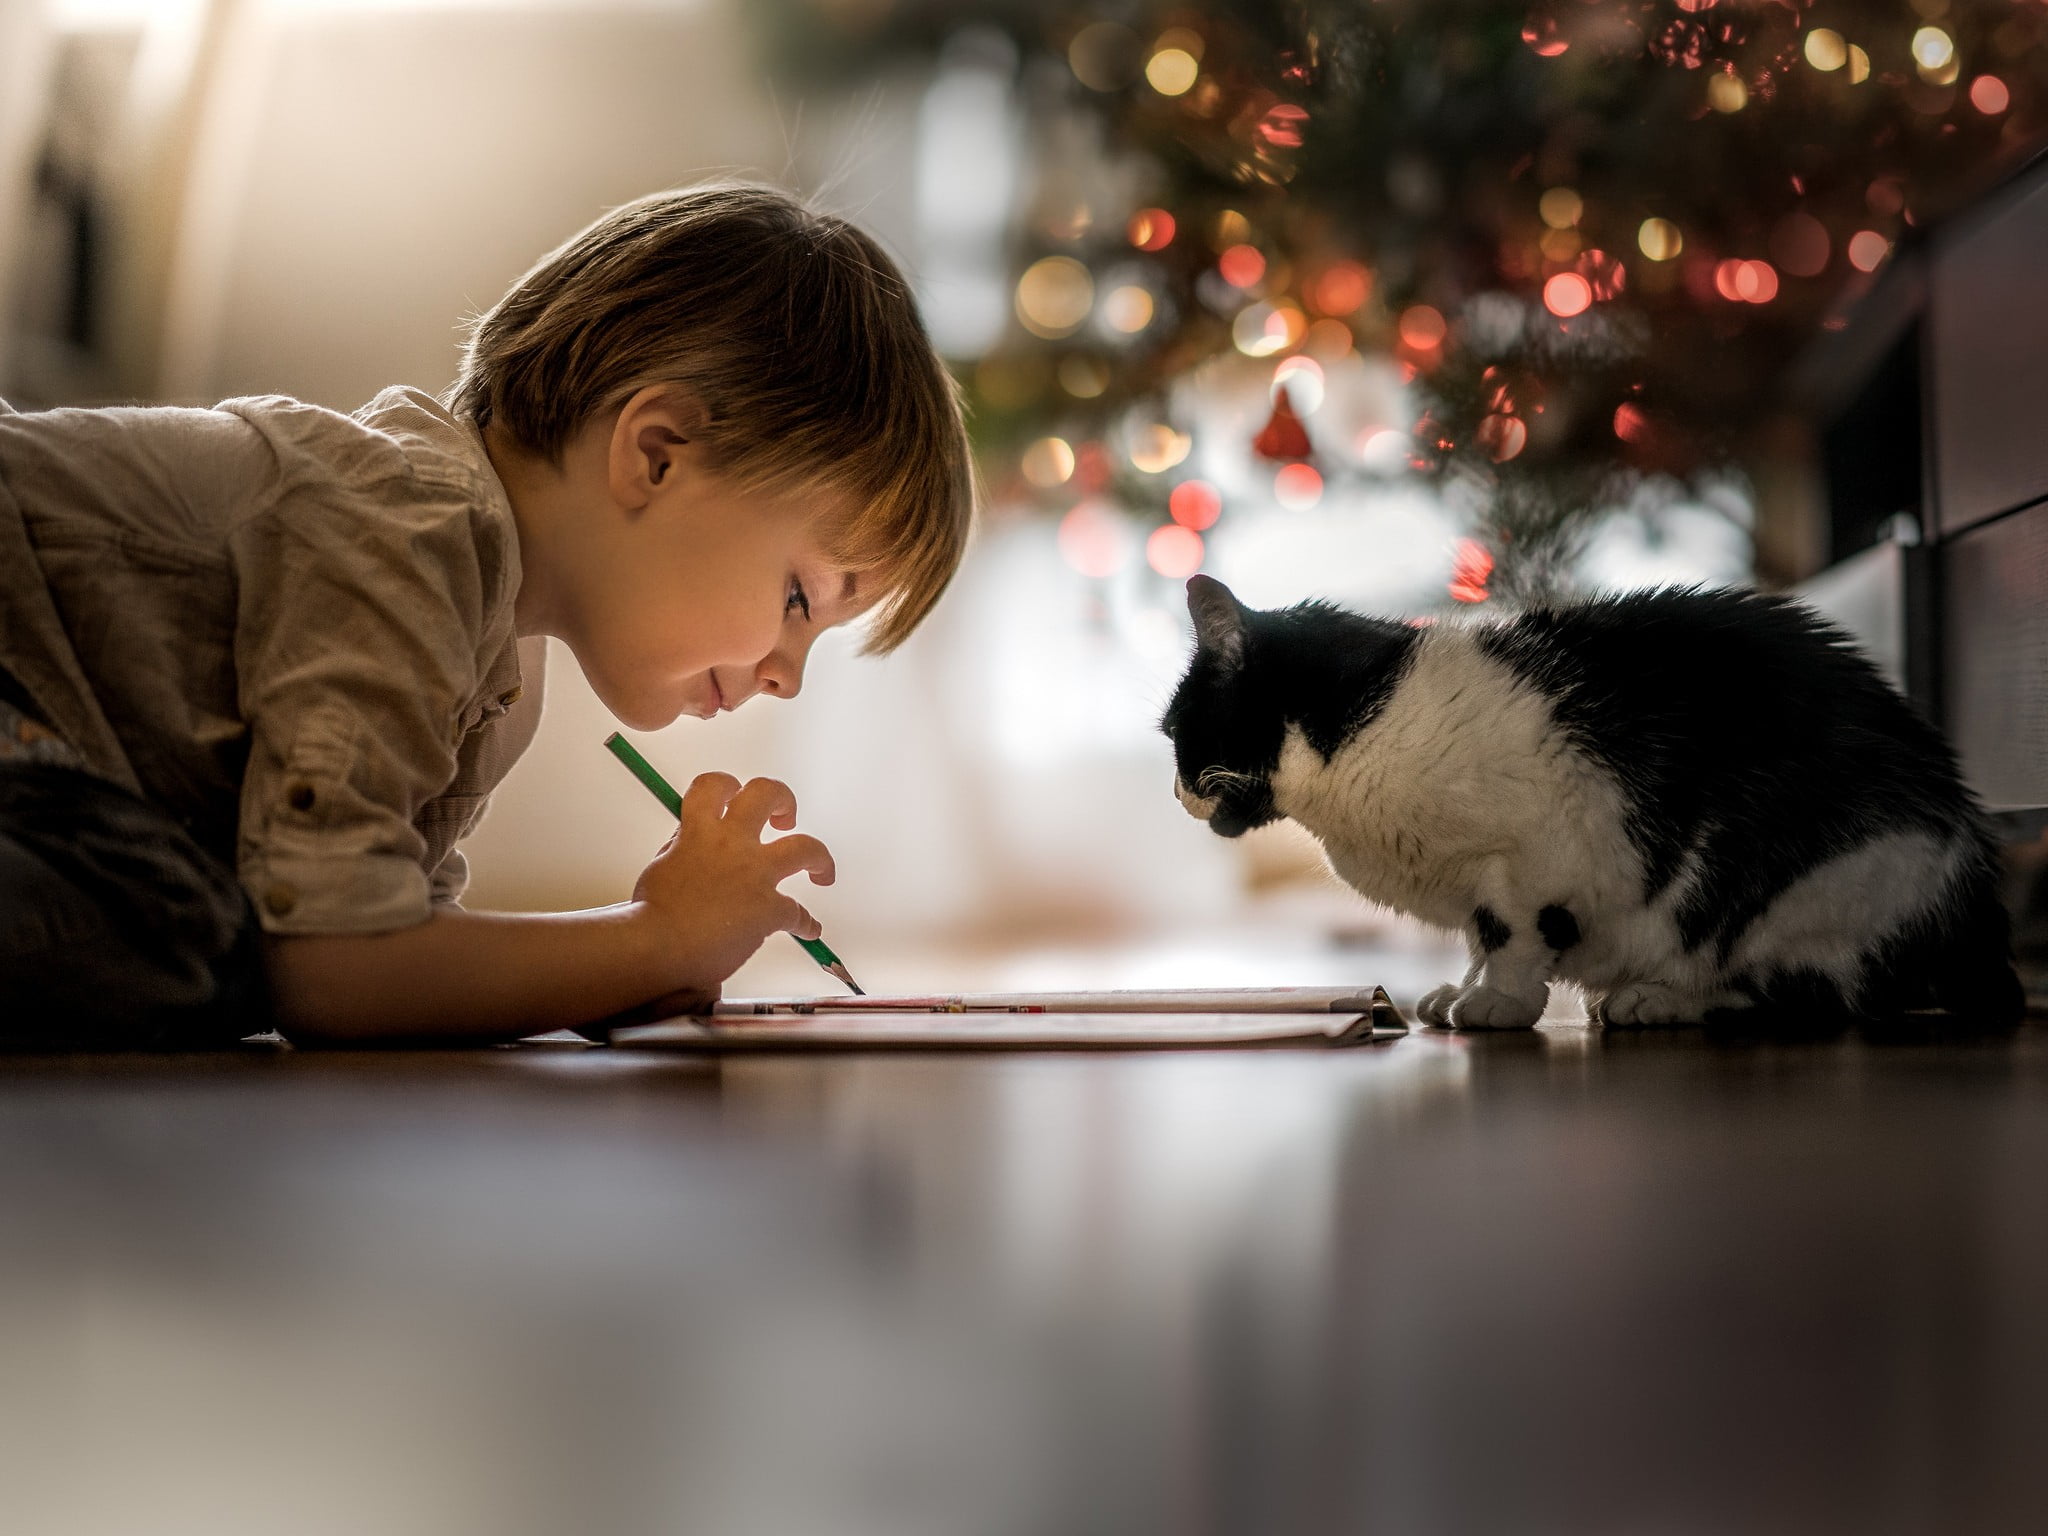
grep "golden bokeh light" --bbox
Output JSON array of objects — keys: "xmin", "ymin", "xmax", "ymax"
[
  {"xmin": 1101, "ymin": 284, "xmax": 1156, "ymax": 334},
  {"xmin": 1128, "ymin": 423, "xmax": 1193, "ymax": 474},
  {"xmin": 1145, "ymin": 47, "xmax": 1199, "ymax": 96},
  {"xmin": 1057, "ymin": 354, "xmax": 1109, "ymax": 398},
  {"xmin": 1848, "ymin": 45, "xmax": 1871, "ymax": 83},
  {"xmin": 1912, "ymin": 26, "xmax": 1955, "ymax": 71},
  {"xmin": 1804, "ymin": 29, "xmax": 1848, "ymax": 72},
  {"xmin": 1538, "ymin": 187, "xmax": 1583, "ymax": 230},
  {"xmin": 1272, "ymin": 355, "xmax": 1326, "ymax": 415},
  {"xmin": 1637, "ymin": 217, "xmax": 1683, "ymax": 261},
  {"xmin": 1068, "ymin": 22, "xmax": 1142, "ymax": 92},
  {"xmin": 1016, "ymin": 256, "xmax": 1094, "ymax": 338},
  {"xmin": 1232, "ymin": 301, "xmax": 1303, "ymax": 357},
  {"xmin": 1213, "ymin": 209, "xmax": 1251, "ymax": 246},
  {"xmin": 1708, "ymin": 73, "xmax": 1748, "ymax": 112},
  {"xmin": 1020, "ymin": 436, "xmax": 1076, "ymax": 489}
]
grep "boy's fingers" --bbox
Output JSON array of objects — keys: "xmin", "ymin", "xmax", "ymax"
[
  {"xmin": 778, "ymin": 898, "xmax": 823, "ymax": 942},
  {"xmin": 767, "ymin": 832, "xmax": 835, "ymax": 885},
  {"xmin": 725, "ymin": 777, "xmax": 798, "ymax": 834},
  {"xmin": 679, "ymin": 772, "xmax": 743, "ymax": 819}
]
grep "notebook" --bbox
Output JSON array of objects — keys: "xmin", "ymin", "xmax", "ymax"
[{"xmin": 608, "ymin": 986, "xmax": 1410, "ymax": 1052}]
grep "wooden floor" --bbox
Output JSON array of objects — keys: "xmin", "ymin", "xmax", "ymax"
[{"xmin": 3, "ymin": 1020, "xmax": 2046, "ymax": 1535}]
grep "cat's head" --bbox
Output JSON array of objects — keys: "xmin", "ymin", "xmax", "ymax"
[{"xmin": 1161, "ymin": 575, "xmax": 1284, "ymax": 838}]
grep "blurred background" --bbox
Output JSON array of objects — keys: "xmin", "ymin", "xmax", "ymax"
[{"xmin": 3, "ymin": 0, "xmax": 2043, "ymax": 998}]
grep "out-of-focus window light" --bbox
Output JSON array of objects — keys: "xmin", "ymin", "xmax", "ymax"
[{"xmin": 917, "ymin": 28, "xmax": 1020, "ymax": 357}]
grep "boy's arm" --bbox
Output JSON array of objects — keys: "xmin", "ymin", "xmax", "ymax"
[{"xmin": 266, "ymin": 773, "xmax": 832, "ymax": 1045}]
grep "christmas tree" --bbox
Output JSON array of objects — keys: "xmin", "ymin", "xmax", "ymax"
[{"xmin": 758, "ymin": 0, "xmax": 2047, "ymax": 603}]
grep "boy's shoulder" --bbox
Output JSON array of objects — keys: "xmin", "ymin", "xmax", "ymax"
[{"xmin": 210, "ymin": 386, "xmax": 500, "ymax": 511}]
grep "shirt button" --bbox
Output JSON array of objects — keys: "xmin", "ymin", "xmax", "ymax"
[
  {"xmin": 497, "ymin": 685, "xmax": 523, "ymax": 709},
  {"xmin": 287, "ymin": 782, "xmax": 316, "ymax": 811},
  {"xmin": 263, "ymin": 883, "xmax": 298, "ymax": 918}
]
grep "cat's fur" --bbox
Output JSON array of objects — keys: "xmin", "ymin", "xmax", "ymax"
[{"xmin": 1162, "ymin": 576, "xmax": 2024, "ymax": 1029}]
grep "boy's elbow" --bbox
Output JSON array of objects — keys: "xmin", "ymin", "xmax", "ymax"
[{"xmin": 263, "ymin": 933, "xmax": 386, "ymax": 1045}]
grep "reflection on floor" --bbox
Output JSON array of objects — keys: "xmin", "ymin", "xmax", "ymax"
[{"xmin": 4, "ymin": 931, "xmax": 2042, "ymax": 1534}]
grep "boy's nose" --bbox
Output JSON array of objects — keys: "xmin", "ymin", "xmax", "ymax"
[{"xmin": 754, "ymin": 642, "xmax": 810, "ymax": 701}]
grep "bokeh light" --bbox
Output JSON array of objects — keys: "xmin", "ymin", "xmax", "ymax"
[
  {"xmin": 1543, "ymin": 272, "xmax": 1592, "ymax": 317},
  {"xmin": 1127, "ymin": 208, "xmax": 1176, "ymax": 251},
  {"xmin": 1477, "ymin": 413, "xmax": 1527, "ymax": 463},
  {"xmin": 1168, "ymin": 480, "xmax": 1222, "ymax": 530},
  {"xmin": 1309, "ymin": 260, "xmax": 1371, "ymax": 316},
  {"xmin": 1128, "ymin": 423, "xmax": 1192, "ymax": 474},
  {"xmin": 1057, "ymin": 499, "xmax": 1131, "ymax": 578},
  {"xmin": 1521, "ymin": 17, "xmax": 1568, "ymax": 56},
  {"xmin": 1101, "ymin": 284, "xmax": 1155, "ymax": 334},
  {"xmin": 1020, "ymin": 436, "xmax": 1075, "ymax": 488},
  {"xmin": 1578, "ymin": 248, "xmax": 1626, "ymax": 300},
  {"xmin": 1068, "ymin": 22, "xmax": 1143, "ymax": 92},
  {"xmin": 1218, "ymin": 244, "xmax": 1266, "ymax": 288},
  {"xmin": 1848, "ymin": 45, "xmax": 1871, "ymax": 83},
  {"xmin": 1714, "ymin": 258, "xmax": 1778, "ymax": 303},
  {"xmin": 1057, "ymin": 354, "xmax": 1109, "ymax": 398},
  {"xmin": 1912, "ymin": 26, "xmax": 1955, "ymax": 72},
  {"xmin": 1272, "ymin": 355, "xmax": 1326, "ymax": 414},
  {"xmin": 1804, "ymin": 29, "xmax": 1848, "ymax": 72},
  {"xmin": 1232, "ymin": 301, "xmax": 1303, "ymax": 356},
  {"xmin": 1273, "ymin": 463, "xmax": 1324, "ymax": 511},
  {"xmin": 1145, "ymin": 47, "xmax": 1199, "ymax": 97},
  {"xmin": 1538, "ymin": 187, "xmax": 1583, "ymax": 230},
  {"xmin": 1638, "ymin": 217, "xmax": 1684, "ymax": 261},
  {"xmin": 1016, "ymin": 256, "xmax": 1094, "ymax": 337},
  {"xmin": 1708, "ymin": 72, "xmax": 1748, "ymax": 112},
  {"xmin": 1770, "ymin": 211, "xmax": 1830, "ymax": 277},
  {"xmin": 1971, "ymin": 75, "xmax": 2011, "ymax": 114},
  {"xmin": 1613, "ymin": 403, "xmax": 1651, "ymax": 443},
  {"xmin": 1397, "ymin": 304, "xmax": 1447, "ymax": 349},
  {"xmin": 1145, "ymin": 524, "xmax": 1205, "ymax": 578},
  {"xmin": 1448, "ymin": 539, "xmax": 1494, "ymax": 604},
  {"xmin": 1302, "ymin": 318, "xmax": 1356, "ymax": 358},
  {"xmin": 1847, "ymin": 230, "xmax": 1891, "ymax": 272}
]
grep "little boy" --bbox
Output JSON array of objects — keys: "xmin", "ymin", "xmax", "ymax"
[{"xmin": 0, "ymin": 184, "xmax": 973, "ymax": 1048}]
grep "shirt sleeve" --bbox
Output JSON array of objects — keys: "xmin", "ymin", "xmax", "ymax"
[{"xmin": 226, "ymin": 411, "xmax": 504, "ymax": 936}]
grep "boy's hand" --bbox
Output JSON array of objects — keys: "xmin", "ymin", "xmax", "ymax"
[{"xmin": 631, "ymin": 773, "xmax": 836, "ymax": 987}]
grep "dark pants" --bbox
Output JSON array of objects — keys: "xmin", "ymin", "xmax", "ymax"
[{"xmin": 0, "ymin": 763, "xmax": 270, "ymax": 1050}]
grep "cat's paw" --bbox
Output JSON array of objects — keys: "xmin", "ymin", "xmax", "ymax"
[
  {"xmin": 1591, "ymin": 982, "xmax": 1706, "ymax": 1028},
  {"xmin": 1417, "ymin": 983, "xmax": 1464, "ymax": 1028},
  {"xmin": 1448, "ymin": 984, "xmax": 1545, "ymax": 1031}
]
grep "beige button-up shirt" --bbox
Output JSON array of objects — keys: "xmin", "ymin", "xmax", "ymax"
[{"xmin": 0, "ymin": 385, "xmax": 545, "ymax": 934}]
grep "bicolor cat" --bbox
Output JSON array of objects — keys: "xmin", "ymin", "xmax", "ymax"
[{"xmin": 1163, "ymin": 576, "xmax": 2023, "ymax": 1029}]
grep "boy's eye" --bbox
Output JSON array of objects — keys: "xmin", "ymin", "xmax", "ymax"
[{"xmin": 787, "ymin": 579, "xmax": 811, "ymax": 622}]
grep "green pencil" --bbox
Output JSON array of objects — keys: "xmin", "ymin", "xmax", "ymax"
[{"xmin": 602, "ymin": 732, "xmax": 865, "ymax": 996}]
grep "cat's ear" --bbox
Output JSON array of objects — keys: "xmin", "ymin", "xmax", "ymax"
[{"xmin": 1187, "ymin": 575, "xmax": 1247, "ymax": 668}]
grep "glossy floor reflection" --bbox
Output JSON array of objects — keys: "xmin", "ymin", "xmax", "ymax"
[{"xmin": 3, "ymin": 1023, "xmax": 2045, "ymax": 1535}]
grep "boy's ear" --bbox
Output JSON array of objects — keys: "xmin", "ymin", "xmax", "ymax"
[
  {"xmin": 608, "ymin": 386, "xmax": 705, "ymax": 510},
  {"xmin": 1187, "ymin": 574, "xmax": 1248, "ymax": 668}
]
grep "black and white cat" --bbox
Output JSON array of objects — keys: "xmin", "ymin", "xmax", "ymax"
[{"xmin": 1163, "ymin": 575, "xmax": 2024, "ymax": 1029}]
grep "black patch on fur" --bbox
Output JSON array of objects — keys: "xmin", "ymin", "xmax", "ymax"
[
  {"xmin": 1537, "ymin": 904, "xmax": 1580, "ymax": 951},
  {"xmin": 1163, "ymin": 596, "xmax": 1419, "ymax": 838},
  {"xmin": 1473, "ymin": 587, "xmax": 2012, "ymax": 1006},
  {"xmin": 1474, "ymin": 905, "xmax": 1511, "ymax": 952}
]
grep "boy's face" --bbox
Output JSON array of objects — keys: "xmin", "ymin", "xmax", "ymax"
[{"xmin": 503, "ymin": 393, "xmax": 875, "ymax": 731}]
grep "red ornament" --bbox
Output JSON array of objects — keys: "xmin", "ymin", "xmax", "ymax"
[{"xmin": 1253, "ymin": 387, "xmax": 1314, "ymax": 461}]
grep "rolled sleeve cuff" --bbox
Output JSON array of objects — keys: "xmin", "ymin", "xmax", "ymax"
[{"xmin": 242, "ymin": 852, "xmax": 433, "ymax": 936}]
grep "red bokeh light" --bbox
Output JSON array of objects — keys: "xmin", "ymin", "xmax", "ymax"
[
  {"xmin": 1218, "ymin": 244, "xmax": 1267, "ymax": 287},
  {"xmin": 1398, "ymin": 304, "xmax": 1447, "ymax": 349},
  {"xmin": 1310, "ymin": 261, "xmax": 1372, "ymax": 316},
  {"xmin": 1521, "ymin": 17, "xmax": 1568, "ymax": 56},
  {"xmin": 1169, "ymin": 479, "xmax": 1223, "ymax": 530},
  {"xmin": 1146, "ymin": 524, "xmax": 1205, "ymax": 579},
  {"xmin": 1448, "ymin": 538, "xmax": 1494, "ymax": 604},
  {"xmin": 1715, "ymin": 258, "xmax": 1779, "ymax": 303},
  {"xmin": 1543, "ymin": 271, "xmax": 1593, "ymax": 317},
  {"xmin": 1614, "ymin": 402, "xmax": 1651, "ymax": 443},
  {"xmin": 1128, "ymin": 208, "xmax": 1176, "ymax": 252},
  {"xmin": 1273, "ymin": 463, "xmax": 1323, "ymax": 510},
  {"xmin": 1576, "ymin": 248, "xmax": 1627, "ymax": 301},
  {"xmin": 1477, "ymin": 414, "xmax": 1527, "ymax": 463},
  {"xmin": 1971, "ymin": 75, "xmax": 2011, "ymax": 115},
  {"xmin": 1847, "ymin": 231, "xmax": 1891, "ymax": 272},
  {"xmin": 1057, "ymin": 501, "xmax": 1130, "ymax": 579}
]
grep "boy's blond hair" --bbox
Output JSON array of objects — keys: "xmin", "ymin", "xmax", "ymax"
[{"xmin": 451, "ymin": 184, "xmax": 974, "ymax": 653}]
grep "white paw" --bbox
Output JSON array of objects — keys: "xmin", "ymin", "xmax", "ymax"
[
  {"xmin": 1417, "ymin": 983, "xmax": 1463, "ymax": 1028},
  {"xmin": 1448, "ymin": 984, "xmax": 1545, "ymax": 1031},
  {"xmin": 1592, "ymin": 982, "xmax": 1705, "ymax": 1028}
]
